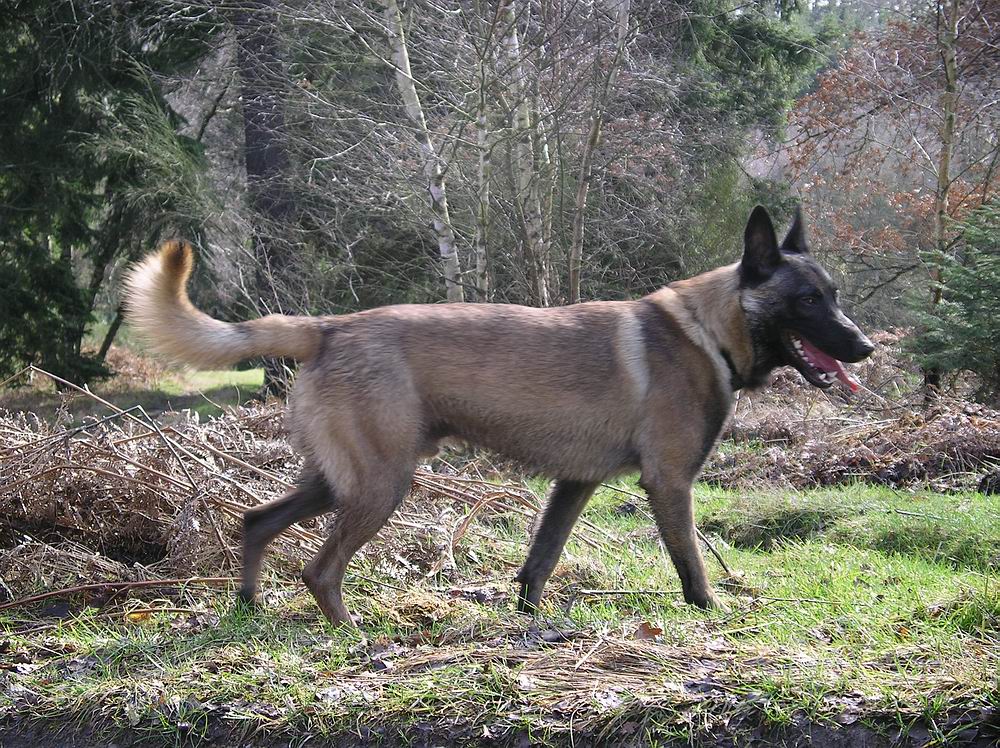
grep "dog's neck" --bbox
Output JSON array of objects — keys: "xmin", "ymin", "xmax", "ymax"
[{"xmin": 653, "ymin": 263, "xmax": 755, "ymax": 392}]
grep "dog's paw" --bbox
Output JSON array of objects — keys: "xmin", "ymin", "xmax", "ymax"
[
  {"xmin": 688, "ymin": 590, "xmax": 729, "ymax": 613},
  {"xmin": 233, "ymin": 590, "xmax": 262, "ymax": 616}
]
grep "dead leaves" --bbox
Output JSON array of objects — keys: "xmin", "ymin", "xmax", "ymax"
[{"xmin": 633, "ymin": 621, "xmax": 663, "ymax": 641}]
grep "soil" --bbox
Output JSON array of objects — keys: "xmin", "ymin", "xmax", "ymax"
[{"xmin": 1, "ymin": 708, "xmax": 996, "ymax": 748}]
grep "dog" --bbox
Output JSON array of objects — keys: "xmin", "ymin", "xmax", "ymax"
[{"xmin": 124, "ymin": 206, "xmax": 874, "ymax": 625}]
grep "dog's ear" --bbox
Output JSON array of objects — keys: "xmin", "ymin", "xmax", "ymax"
[
  {"xmin": 741, "ymin": 205, "xmax": 782, "ymax": 282},
  {"xmin": 780, "ymin": 206, "xmax": 808, "ymax": 254}
]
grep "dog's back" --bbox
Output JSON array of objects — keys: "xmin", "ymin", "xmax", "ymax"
[{"xmin": 290, "ymin": 300, "xmax": 661, "ymax": 486}]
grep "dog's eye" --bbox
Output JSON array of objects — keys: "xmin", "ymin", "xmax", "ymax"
[{"xmin": 800, "ymin": 295, "xmax": 819, "ymax": 306}]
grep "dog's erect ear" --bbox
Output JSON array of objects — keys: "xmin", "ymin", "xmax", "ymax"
[
  {"xmin": 780, "ymin": 206, "xmax": 808, "ymax": 254},
  {"xmin": 741, "ymin": 205, "xmax": 782, "ymax": 282}
]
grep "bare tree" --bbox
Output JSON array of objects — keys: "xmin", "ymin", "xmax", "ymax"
[
  {"xmin": 383, "ymin": 0, "xmax": 465, "ymax": 302},
  {"xmin": 236, "ymin": 0, "xmax": 296, "ymax": 394},
  {"xmin": 568, "ymin": 0, "xmax": 632, "ymax": 304},
  {"xmin": 500, "ymin": 0, "xmax": 551, "ymax": 305},
  {"xmin": 161, "ymin": 0, "xmax": 809, "ymax": 318},
  {"xmin": 924, "ymin": 0, "xmax": 962, "ymax": 392}
]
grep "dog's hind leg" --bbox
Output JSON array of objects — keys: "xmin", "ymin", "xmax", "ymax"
[
  {"xmin": 239, "ymin": 466, "xmax": 335, "ymax": 606},
  {"xmin": 515, "ymin": 480, "xmax": 598, "ymax": 613},
  {"xmin": 302, "ymin": 471, "xmax": 412, "ymax": 626}
]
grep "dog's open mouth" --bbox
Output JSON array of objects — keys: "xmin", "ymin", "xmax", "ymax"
[{"xmin": 783, "ymin": 332, "xmax": 860, "ymax": 392}]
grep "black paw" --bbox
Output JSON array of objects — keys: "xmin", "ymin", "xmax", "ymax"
[{"xmin": 234, "ymin": 590, "xmax": 262, "ymax": 615}]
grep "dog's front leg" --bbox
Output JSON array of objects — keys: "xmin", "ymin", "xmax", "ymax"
[{"xmin": 639, "ymin": 474, "xmax": 724, "ymax": 611}]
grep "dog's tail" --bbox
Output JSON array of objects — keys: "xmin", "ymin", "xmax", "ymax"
[{"xmin": 123, "ymin": 241, "xmax": 321, "ymax": 369}]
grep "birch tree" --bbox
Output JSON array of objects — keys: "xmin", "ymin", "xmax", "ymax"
[
  {"xmin": 383, "ymin": 0, "xmax": 464, "ymax": 302},
  {"xmin": 500, "ymin": 0, "xmax": 551, "ymax": 306},
  {"xmin": 473, "ymin": 67, "xmax": 493, "ymax": 301}
]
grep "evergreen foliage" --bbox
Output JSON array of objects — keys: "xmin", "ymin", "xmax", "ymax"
[
  {"xmin": 0, "ymin": 0, "xmax": 216, "ymax": 381},
  {"xmin": 910, "ymin": 202, "xmax": 1000, "ymax": 400},
  {"xmin": 677, "ymin": 0, "xmax": 823, "ymax": 129}
]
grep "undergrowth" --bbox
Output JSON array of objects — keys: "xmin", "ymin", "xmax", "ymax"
[{"xmin": 2, "ymin": 482, "xmax": 997, "ymax": 746}]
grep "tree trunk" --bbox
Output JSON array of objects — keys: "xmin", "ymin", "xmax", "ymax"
[
  {"xmin": 473, "ymin": 90, "xmax": 492, "ymax": 301},
  {"xmin": 568, "ymin": 0, "xmax": 630, "ymax": 304},
  {"xmin": 236, "ymin": 0, "xmax": 295, "ymax": 397},
  {"xmin": 924, "ymin": 0, "xmax": 960, "ymax": 398},
  {"xmin": 501, "ymin": 0, "xmax": 550, "ymax": 306},
  {"xmin": 97, "ymin": 306, "xmax": 124, "ymax": 363},
  {"xmin": 383, "ymin": 0, "xmax": 465, "ymax": 303}
]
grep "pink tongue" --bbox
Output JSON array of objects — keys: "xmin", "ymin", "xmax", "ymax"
[{"xmin": 800, "ymin": 338, "xmax": 859, "ymax": 392}]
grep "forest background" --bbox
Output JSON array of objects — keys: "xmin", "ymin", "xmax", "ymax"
[{"xmin": 1, "ymin": 0, "xmax": 998, "ymax": 398}]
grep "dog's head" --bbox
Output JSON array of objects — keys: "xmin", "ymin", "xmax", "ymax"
[{"xmin": 738, "ymin": 206, "xmax": 875, "ymax": 391}]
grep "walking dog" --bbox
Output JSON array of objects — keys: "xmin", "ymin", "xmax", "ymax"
[{"xmin": 124, "ymin": 206, "xmax": 874, "ymax": 625}]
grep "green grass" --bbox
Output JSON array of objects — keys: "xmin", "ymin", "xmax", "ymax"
[
  {"xmin": 2, "ymin": 482, "xmax": 997, "ymax": 745},
  {"xmin": 692, "ymin": 483, "xmax": 1000, "ymax": 573},
  {"xmin": 157, "ymin": 368, "xmax": 265, "ymax": 398},
  {"xmin": 0, "ymin": 367, "xmax": 264, "ymax": 423}
]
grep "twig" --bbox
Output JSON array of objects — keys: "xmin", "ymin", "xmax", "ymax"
[
  {"xmin": 172, "ymin": 430, "xmax": 294, "ymax": 489},
  {"xmin": 563, "ymin": 586, "xmax": 681, "ymax": 614},
  {"xmin": 750, "ymin": 595, "xmax": 864, "ymax": 606},
  {"xmin": 892, "ymin": 508, "xmax": 946, "ymax": 521},
  {"xmin": 0, "ymin": 366, "xmax": 32, "ymax": 390},
  {"xmin": 574, "ymin": 587, "xmax": 681, "ymax": 597},
  {"xmin": 697, "ymin": 529, "xmax": 733, "ymax": 577},
  {"xmin": 572, "ymin": 635, "xmax": 606, "ymax": 670},
  {"xmin": 598, "ymin": 483, "xmax": 733, "ymax": 575},
  {"xmin": 0, "ymin": 577, "xmax": 239, "ymax": 613}
]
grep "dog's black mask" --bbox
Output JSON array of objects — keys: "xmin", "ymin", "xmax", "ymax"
[{"xmin": 738, "ymin": 206, "xmax": 875, "ymax": 390}]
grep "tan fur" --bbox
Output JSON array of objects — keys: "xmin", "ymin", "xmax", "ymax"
[
  {"xmin": 648, "ymin": 263, "xmax": 754, "ymax": 391},
  {"xmin": 614, "ymin": 311, "xmax": 650, "ymax": 399},
  {"xmin": 125, "ymin": 242, "xmax": 762, "ymax": 624},
  {"xmin": 123, "ymin": 241, "xmax": 322, "ymax": 369}
]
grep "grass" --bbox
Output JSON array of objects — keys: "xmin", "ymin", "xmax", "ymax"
[
  {"xmin": 691, "ymin": 483, "xmax": 1000, "ymax": 573},
  {"xmin": 0, "ymin": 367, "xmax": 264, "ymax": 423},
  {"xmin": 2, "ymin": 481, "xmax": 997, "ymax": 746}
]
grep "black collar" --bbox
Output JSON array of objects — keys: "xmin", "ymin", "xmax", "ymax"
[{"xmin": 720, "ymin": 349, "xmax": 744, "ymax": 391}]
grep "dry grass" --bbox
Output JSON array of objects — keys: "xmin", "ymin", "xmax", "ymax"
[{"xmin": 0, "ymin": 366, "xmax": 617, "ymax": 601}]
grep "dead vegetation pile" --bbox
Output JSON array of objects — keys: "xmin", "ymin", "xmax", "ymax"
[
  {"xmin": 707, "ymin": 330, "xmax": 1000, "ymax": 491},
  {"xmin": 1, "ymin": 331, "xmax": 997, "ymax": 602},
  {"xmin": 100, "ymin": 344, "xmax": 171, "ymax": 388},
  {"xmin": 1, "ymin": 367, "xmax": 608, "ymax": 603}
]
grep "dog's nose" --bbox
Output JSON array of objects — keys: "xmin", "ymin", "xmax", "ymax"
[{"xmin": 856, "ymin": 336, "xmax": 875, "ymax": 358}]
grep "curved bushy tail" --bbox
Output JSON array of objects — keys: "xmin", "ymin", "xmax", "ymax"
[{"xmin": 123, "ymin": 241, "xmax": 321, "ymax": 369}]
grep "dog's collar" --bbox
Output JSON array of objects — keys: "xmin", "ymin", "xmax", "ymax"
[{"xmin": 720, "ymin": 349, "xmax": 744, "ymax": 391}]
